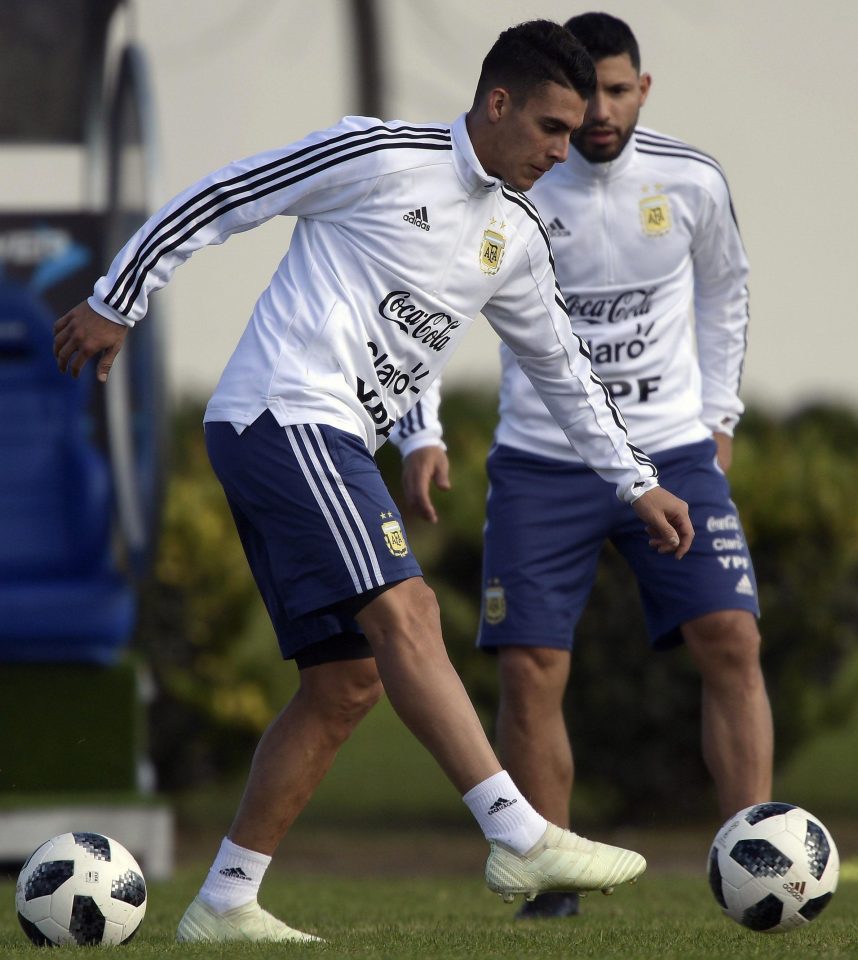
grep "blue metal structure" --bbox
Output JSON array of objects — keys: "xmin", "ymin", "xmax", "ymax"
[{"xmin": 0, "ymin": 1, "xmax": 165, "ymax": 664}]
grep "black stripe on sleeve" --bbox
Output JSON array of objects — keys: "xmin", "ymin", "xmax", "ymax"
[
  {"xmin": 633, "ymin": 130, "xmax": 739, "ymax": 227},
  {"xmin": 635, "ymin": 129, "xmax": 722, "ymax": 168},
  {"xmin": 500, "ymin": 186, "xmax": 656, "ymax": 479},
  {"xmin": 500, "ymin": 185, "xmax": 569, "ymax": 311},
  {"xmin": 106, "ymin": 124, "xmax": 452, "ymax": 316},
  {"xmin": 398, "ymin": 409, "xmax": 414, "ymax": 438},
  {"xmin": 500, "ymin": 185, "xmax": 555, "ymax": 269}
]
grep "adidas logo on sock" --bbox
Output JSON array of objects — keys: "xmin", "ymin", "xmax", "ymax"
[
  {"xmin": 219, "ymin": 866, "xmax": 252, "ymax": 880},
  {"xmin": 735, "ymin": 573, "xmax": 755, "ymax": 596},
  {"xmin": 547, "ymin": 216, "xmax": 570, "ymax": 237},
  {"xmin": 487, "ymin": 796, "xmax": 517, "ymax": 815},
  {"xmin": 403, "ymin": 206, "xmax": 430, "ymax": 231}
]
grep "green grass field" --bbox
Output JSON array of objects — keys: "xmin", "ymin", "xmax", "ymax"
[
  {"xmin": 2, "ymin": 833, "xmax": 856, "ymax": 959},
  {"xmin": 3, "ymin": 685, "xmax": 857, "ymax": 957}
]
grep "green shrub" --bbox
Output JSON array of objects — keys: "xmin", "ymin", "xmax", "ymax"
[
  {"xmin": 135, "ymin": 396, "xmax": 858, "ymax": 822},
  {"xmin": 380, "ymin": 397, "xmax": 858, "ymax": 823},
  {"xmin": 134, "ymin": 407, "xmax": 293, "ymax": 788}
]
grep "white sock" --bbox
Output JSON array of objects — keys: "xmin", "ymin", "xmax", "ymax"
[
  {"xmin": 463, "ymin": 770, "xmax": 548, "ymax": 854},
  {"xmin": 198, "ymin": 837, "xmax": 271, "ymax": 913}
]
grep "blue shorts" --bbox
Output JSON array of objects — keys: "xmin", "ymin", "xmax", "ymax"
[
  {"xmin": 477, "ymin": 439, "xmax": 759, "ymax": 652},
  {"xmin": 205, "ymin": 411, "xmax": 423, "ymax": 663}
]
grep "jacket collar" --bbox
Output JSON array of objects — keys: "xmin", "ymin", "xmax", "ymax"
[{"xmin": 451, "ymin": 113, "xmax": 503, "ymax": 195}]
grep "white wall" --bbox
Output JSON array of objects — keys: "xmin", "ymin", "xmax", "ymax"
[{"xmin": 76, "ymin": 1, "xmax": 858, "ymax": 411}]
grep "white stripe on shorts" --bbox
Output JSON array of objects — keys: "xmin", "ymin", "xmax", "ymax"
[
  {"xmin": 305, "ymin": 424, "xmax": 385, "ymax": 586},
  {"xmin": 285, "ymin": 425, "xmax": 384, "ymax": 592}
]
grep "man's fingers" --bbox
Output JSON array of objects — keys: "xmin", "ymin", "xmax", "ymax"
[
  {"xmin": 645, "ymin": 512, "xmax": 693, "ymax": 559},
  {"xmin": 419, "ymin": 500, "xmax": 438, "ymax": 524},
  {"xmin": 53, "ymin": 306, "xmax": 128, "ymax": 380},
  {"xmin": 95, "ymin": 344, "xmax": 121, "ymax": 383},
  {"xmin": 63, "ymin": 331, "xmax": 96, "ymax": 379},
  {"xmin": 672, "ymin": 515, "xmax": 694, "ymax": 559},
  {"xmin": 54, "ymin": 311, "xmax": 89, "ymax": 372},
  {"xmin": 402, "ymin": 469, "xmax": 436, "ymax": 523},
  {"xmin": 55, "ymin": 335, "xmax": 81, "ymax": 374},
  {"xmin": 53, "ymin": 320, "xmax": 74, "ymax": 363},
  {"xmin": 634, "ymin": 488, "xmax": 694, "ymax": 559},
  {"xmin": 52, "ymin": 314, "xmax": 71, "ymax": 345},
  {"xmin": 433, "ymin": 462, "xmax": 452, "ymax": 492},
  {"xmin": 411, "ymin": 483, "xmax": 437, "ymax": 523},
  {"xmin": 401, "ymin": 446, "xmax": 449, "ymax": 525},
  {"xmin": 646, "ymin": 523, "xmax": 679, "ymax": 553},
  {"xmin": 647, "ymin": 519, "xmax": 693, "ymax": 558}
]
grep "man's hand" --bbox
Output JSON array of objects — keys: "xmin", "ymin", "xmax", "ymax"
[
  {"xmin": 713, "ymin": 432, "xmax": 733, "ymax": 472},
  {"xmin": 54, "ymin": 301, "xmax": 128, "ymax": 382},
  {"xmin": 632, "ymin": 486, "xmax": 694, "ymax": 558},
  {"xmin": 401, "ymin": 445, "xmax": 451, "ymax": 524}
]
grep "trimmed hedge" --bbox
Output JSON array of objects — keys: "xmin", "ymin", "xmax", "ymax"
[{"xmin": 135, "ymin": 397, "xmax": 858, "ymax": 823}]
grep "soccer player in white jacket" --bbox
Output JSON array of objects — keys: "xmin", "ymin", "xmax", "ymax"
[
  {"xmin": 400, "ymin": 13, "xmax": 773, "ymax": 921},
  {"xmin": 54, "ymin": 21, "xmax": 692, "ymax": 943}
]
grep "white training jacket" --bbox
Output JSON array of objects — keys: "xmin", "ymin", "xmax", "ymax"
[
  {"xmin": 88, "ymin": 114, "xmax": 659, "ymax": 501},
  {"xmin": 409, "ymin": 126, "xmax": 750, "ymax": 464}
]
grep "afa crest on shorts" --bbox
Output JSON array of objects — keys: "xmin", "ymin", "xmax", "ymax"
[
  {"xmin": 639, "ymin": 189, "xmax": 672, "ymax": 237},
  {"xmin": 381, "ymin": 515, "xmax": 408, "ymax": 557},
  {"xmin": 483, "ymin": 578, "xmax": 506, "ymax": 624}
]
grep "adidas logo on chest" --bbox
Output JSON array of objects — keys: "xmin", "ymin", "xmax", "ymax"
[{"xmin": 403, "ymin": 206, "xmax": 430, "ymax": 231}]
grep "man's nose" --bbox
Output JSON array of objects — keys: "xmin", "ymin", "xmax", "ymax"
[
  {"xmin": 549, "ymin": 134, "xmax": 569, "ymax": 163},
  {"xmin": 587, "ymin": 90, "xmax": 609, "ymax": 123}
]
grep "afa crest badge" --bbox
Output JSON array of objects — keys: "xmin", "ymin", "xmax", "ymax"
[
  {"xmin": 479, "ymin": 224, "xmax": 506, "ymax": 275},
  {"xmin": 640, "ymin": 192, "xmax": 672, "ymax": 237},
  {"xmin": 381, "ymin": 516, "xmax": 408, "ymax": 557},
  {"xmin": 483, "ymin": 579, "xmax": 506, "ymax": 625}
]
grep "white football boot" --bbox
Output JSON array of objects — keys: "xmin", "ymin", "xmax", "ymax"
[
  {"xmin": 176, "ymin": 896, "xmax": 323, "ymax": 943},
  {"xmin": 485, "ymin": 823, "xmax": 646, "ymax": 902}
]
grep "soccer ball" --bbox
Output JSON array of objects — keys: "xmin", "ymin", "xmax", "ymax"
[
  {"xmin": 16, "ymin": 832, "xmax": 147, "ymax": 946},
  {"xmin": 707, "ymin": 802, "xmax": 839, "ymax": 933}
]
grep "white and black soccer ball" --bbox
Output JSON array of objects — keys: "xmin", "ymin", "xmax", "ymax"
[
  {"xmin": 707, "ymin": 802, "xmax": 839, "ymax": 933},
  {"xmin": 16, "ymin": 832, "xmax": 147, "ymax": 946}
]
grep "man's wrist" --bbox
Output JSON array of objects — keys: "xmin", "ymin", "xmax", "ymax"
[
  {"xmin": 626, "ymin": 476, "xmax": 660, "ymax": 504},
  {"xmin": 396, "ymin": 436, "xmax": 446, "ymax": 459},
  {"xmin": 87, "ymin": 296, "xmax": 134, "ymax": 328}
]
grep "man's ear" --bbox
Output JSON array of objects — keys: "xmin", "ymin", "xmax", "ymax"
[
  {"xmin": 638, "ymin": 72, "xmax": 652, "ymax": 107},
  {"xmin": 486, "ymin": 86, "xmax": 511, "ymax": 124}
]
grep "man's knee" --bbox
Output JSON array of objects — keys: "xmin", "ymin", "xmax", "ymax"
[
  {"xmin": 358, "ymin": 578, "xmax": 442, "ymax": 653},
  {"xmin": 498, "ymin": 645, "xmax": 571, "ymax": 709},
  {"xmin": 339, "ymin": 659, "xmax": 385, "ymax": 719},
  {"xmin": 682, "ymin": 610, "xmax": 763, "ymax": 678},
  {"xmin": 300, "ymin": 658, "xmax": 384, "ymax": 738}
]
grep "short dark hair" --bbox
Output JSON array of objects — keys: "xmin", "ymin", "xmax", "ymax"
[
  {"xmin": 563, "ymin": 12, "xmax": 641, "ymax": 72},
  {"xmin": 474, "ymin": 19, "xmax": 596, "ymax": 105}
]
